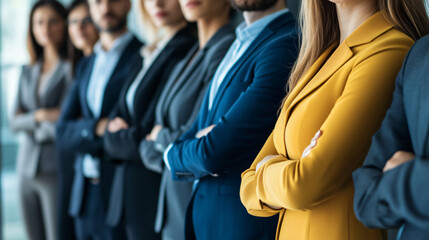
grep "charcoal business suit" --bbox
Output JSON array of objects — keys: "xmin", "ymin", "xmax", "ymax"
[
  {"xmin": 353, "ymin": 35, "xmax": 429, "ymax": 240},
  {"xmin": 165, "ymin": 12, "xmax": 299, "ymax": 240},
  {"xmin": 102, "ymin": 25, "xmax": 196, "ymax": 240},
  {"xmin": 56, "ymin": 36, "xmax": 142, "ymax": 239},
  {"xmin": 139, "ymin": 25, "xmax": 235, "ymax": 240}
]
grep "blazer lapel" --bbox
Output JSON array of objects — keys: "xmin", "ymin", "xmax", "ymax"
[
  {"xmin": 207, "ymin": 29, "xmax": 275, "ymax": 123},
  {"xmin": 29, "ymin": 62, "xmax": 42, "ymax": 109},
  {"xmin": 39, "ymin": 61, "xmax": 67, "ymax": 107},
  {"xmin": 101, "ymin": 37, "xmax": 142, "ymax": 117},
  {"xmin": 80, "ymin": 56, "xmax": 96, "ymax": 117},
  {"xmin": 163, "ymin": 46, "xmax": 204, "ymax": 113},
  {"xmin": 207, "ymin": 12, "xmax": 294, "ymax": 123},
  {"xmin": 279, "ymin": 11, "xmax": 394, "ymax": 156}
]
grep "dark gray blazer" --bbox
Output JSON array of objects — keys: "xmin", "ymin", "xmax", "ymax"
[
  {"xmin": 353, "ymin": 35, "xmax": 429, "ymax": 240},
  {"xmin": 139, "ymin": 25, "xmax": 235, "ymax": 238},
  {"xmin": 10, "ymin": 60, "xmax": 72, "ymax": 178}
]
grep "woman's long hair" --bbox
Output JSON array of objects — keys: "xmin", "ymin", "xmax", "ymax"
[
  {"xmin": 285, "ymin": 0, "xmax": 429, "ymax": 99},
  {"xmin": 27, "ymin": 0, "xmax": 68, "ymax": 64},
  {"xmin": 67, "ymin": 0, "xmax": 92, "ymax": 72}
]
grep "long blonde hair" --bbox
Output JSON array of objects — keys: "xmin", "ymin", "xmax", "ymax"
[
  {"xmin": 138, "ymin": 0, "xmax": 160, "ymax": 44},
  {"xmin": 285, "ymin": 0, "xmax": 429, "ymax": 98}
]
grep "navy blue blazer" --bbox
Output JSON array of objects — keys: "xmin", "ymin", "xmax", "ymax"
[
  {"xmin": 166, "ymin": 12, "xmax": 298, "ymax": 240},
  {"xmin": 101, "ymin": 26, "xmax": 196, "ymax": 237},
  {"xmin": 56, "ymin": 36, "xmax": 143, "ymax": 218},
  {"xmin": 353, "ymin": 35, "xmax": 429, "ymax": 240}
]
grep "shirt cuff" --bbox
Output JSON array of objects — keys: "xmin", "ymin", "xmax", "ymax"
[{"xmin": 163, "ymin": 143, "xmax": 173, "ymax": 171}]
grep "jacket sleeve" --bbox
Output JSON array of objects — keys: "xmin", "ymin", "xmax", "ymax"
[
  {"xmin": 167, "ymin": 38, "xmax": 297, "ymax": 180},
  {"xmin": 353, "ymin": 42, "xmax": 429, "ymax": 230},
  {"xmin": 34, "ymin": 67, "xmax": 73, "ymax": 143},
  {"xmin": 253, "ymin": 43, "xmax": 411, "ymax": 211},
  {"xmin": 240, "ymin": 132, "xmax": 283, "ymax": 217},
  {"xmin": 56, "ymin": 76, "xmax": 102, "ymax": 155},
  {"xmin": 10, "ymin": 66, "xmax": 37, "ymax": 133}
]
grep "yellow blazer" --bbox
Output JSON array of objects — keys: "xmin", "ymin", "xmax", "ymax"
[{"xmin": 240, "ymin": 12, "xmax": 414, "ymax": 240}]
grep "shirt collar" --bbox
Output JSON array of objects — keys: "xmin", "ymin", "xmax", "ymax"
[
  {"xmin": 93, "ymin": 31, "xmax": 133, "ymax": 55},
  {"xmin": 236, "ymin": 8, "xmax": 290, "ymax": 42}
]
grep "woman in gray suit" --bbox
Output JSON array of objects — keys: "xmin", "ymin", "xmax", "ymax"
[
  {"xmin": 10, "ymin": 1, "xmax": 71, "ymax": 240},
  {"xmin": 140, "ymin": 0, "xmax": 235, "ymax": 239}
]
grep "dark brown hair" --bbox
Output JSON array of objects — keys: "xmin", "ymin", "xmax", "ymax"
[
  {"xmin": 27, "ymin": 0, "xmax": 68, "ymax": 64},
  {"xmin": 67, "ymin": 0, "xmax": 90, "ymax": 71}
]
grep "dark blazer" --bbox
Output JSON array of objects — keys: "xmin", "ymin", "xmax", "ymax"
[
  {"xmin": 166, "ymin": 12, "xmax": 299, "ymax": 240},
  {"xmin": 139, "ymin": 25, "xmax": 235, "ymax": 239},
  {"xmin": 11, "ymin": 60, "xmax": 72, "ymax": 177},
  {"xmin": 101, "ymin": 26, "xmax": 196, "ymax": 239},
  {"xmin": 56, "ymin": 36, "xmax": 143, "ymax": 218},
  {"xmin": 353, "ymin": 35, "xmax": 429, "ymax": 240}
]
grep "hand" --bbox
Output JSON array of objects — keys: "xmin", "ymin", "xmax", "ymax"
[
  {"xmin": 34, "ymin": 108, "xmax": 60, "ymax": 123},
  {"xmin": 96, "ymin": 118, "xmax": 109, "ymax": 136},
  {"xmin": 383, "ymin": 151, "xmax": 415, "ymax": 172},
  {"xmin": 256, "ymin": 155, "xmax": 282, "ymax": 173},
  {"xmin": 107, "ymin": 117, "xmax": 129, "ymax": 133},
  {"xmin": 146, "ymin": 125, "xmax": 163, "ymax": 141},
  {"xmin": 195, "ymin": 125, "xmax": 216, "ymax": 139},
  {"xmin": 302, "ymin": 130, "xmax": 323, "ymax": 158}
]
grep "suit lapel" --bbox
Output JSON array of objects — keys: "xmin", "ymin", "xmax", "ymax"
[
  {"xmin": 29, "ymin": 62, "xmax": 42, "ymax": 109},
  {"xmin": 81, "ymin": 56, "xmax": 96, "ymax": 117},
  {"xmin": 207, "ymin": 28, "xmax": 275, "ymax": 123},
  {"xmin": 101, "ymin": 38, "xmax": 142, "ymax": 117},
  {"xmin": 39, "ymin": 61, "xmax": 66, "ymax": 107},
  {"xmin": 279, "ymin": 11, "xmax": 394, "ymax": 155}
]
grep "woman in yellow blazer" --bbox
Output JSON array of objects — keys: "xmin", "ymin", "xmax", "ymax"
[{"xmin": 240, "ymin": 0, "xmax": 429, "ymax": 239}]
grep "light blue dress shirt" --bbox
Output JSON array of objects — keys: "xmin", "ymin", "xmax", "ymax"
[
  {"xmin": 164, "ymin": 9, "xmax": 290, "ymax": 173},
  {"xmin": 82, "ymin": 32, "xmax": 133, "ymax": 179},
  {"xmin": 208, "ymin": 8, "xmax": 290, "ymax": 110}
]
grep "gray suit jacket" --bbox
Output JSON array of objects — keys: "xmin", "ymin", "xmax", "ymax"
[
  {"xmin": 10, "ymin": 60, "xmax": 72, "ymax": 178},
  {"xmin": 139, "ymin": 25, "xmax": 235, "ymax": 238}
]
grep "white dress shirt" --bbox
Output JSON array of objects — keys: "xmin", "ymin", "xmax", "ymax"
[{"xmin": 82, "ymin": 32, "xmax": 133, "ymax": 179}]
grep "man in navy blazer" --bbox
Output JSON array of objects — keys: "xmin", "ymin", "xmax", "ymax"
[
  {"xmin": 164, "ymin": 0, "xmax": 298, "ymax": 239},
  {"xmin": 56, "ymin": 0, "xmax": 141, "ymax": 239},
  {"xmin": 353, "ymin": 35, "xmax": 429, "ymax": 240}
]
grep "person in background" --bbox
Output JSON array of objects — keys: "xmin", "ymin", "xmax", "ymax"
[
  {"xmin": 102, "ymin": 0, "xmax": 196, "ymax": 238},
  {"xmin": 10, "ymin": 1, "xmax": 71, "ymax": 240},
  {"xmin": 68, "ymin": 0, "xmax": 99, "ymax": 70},
  {"xmin": 163, "ymin": 0, "xmax": 299, "ymax": 239},
  {"xmin": 56, "ymin": 0, "xmax": 142, "ymax": 239},
  {"xmin": 139, "ymin": 0, "xmax": 234, "ymax": 239},
  {"xmin": 353, "ymin": 31, "xmax": 429, "ymax": 240},
  {"xmin": 240, "ymin": 0, "xmax": 429, "ymax": 239},
  {"xmin": 55, "ymin": 1, "xmax": 99, "ymax": 239}
]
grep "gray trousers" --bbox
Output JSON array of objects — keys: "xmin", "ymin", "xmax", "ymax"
[{"xmin": 19, "ymin": 173, "xmax": 58, "ymax": 240}]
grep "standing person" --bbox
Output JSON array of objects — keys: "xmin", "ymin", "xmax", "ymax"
[
  {"xmin": 56, "ymin": 1, "xmax": 99, "ymax": 239},
  {"xmin": 139, "ymin": 0, "xmax": 234, "ymax": 239},
  {"xmin": 240, "ymin": 0, "xmax": 428, "ymax": 239},
  {"xmin": 353, "ymin": 35, "xmax": 429, "ymax": 240},
  {"xmin": 163, "ymin": 0, "xmax": 299, "ymax": 239},
  {"xmin": 102, "ymin": 0, "xmax": 196, "ymax": 239},
  {"xmin": 10, "ymin": 1, "xmax": 71, "ymax": 240},
  {"xmin": 56, "ymin": 0, "xmax": 142, "ymax": 239}
]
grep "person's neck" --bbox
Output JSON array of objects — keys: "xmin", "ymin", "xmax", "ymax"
[
  {"xmin": 83, "ymin": 46, "xmax": 93, "ymax": 56},
  {"xmin": 243, "ymin": 0, "xmax": 286, "ymax": 26},
  {"xmin": 197, "ymin": 14, "xmax": 229, "ymax": 49},
  {"xmin": 163, "ymin": 21, "xmax": 187, "ymax": 40},
  {"xmin": 42, "ymin": 44, "xmax": 60, "ymax": 73},
  {"xmin": 336, "ymin": 1, "xmax": 377, "ymax": 43},
  {"xmin": 100, "ymin": 27, "xmax": 128, "ymax": 51}
]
